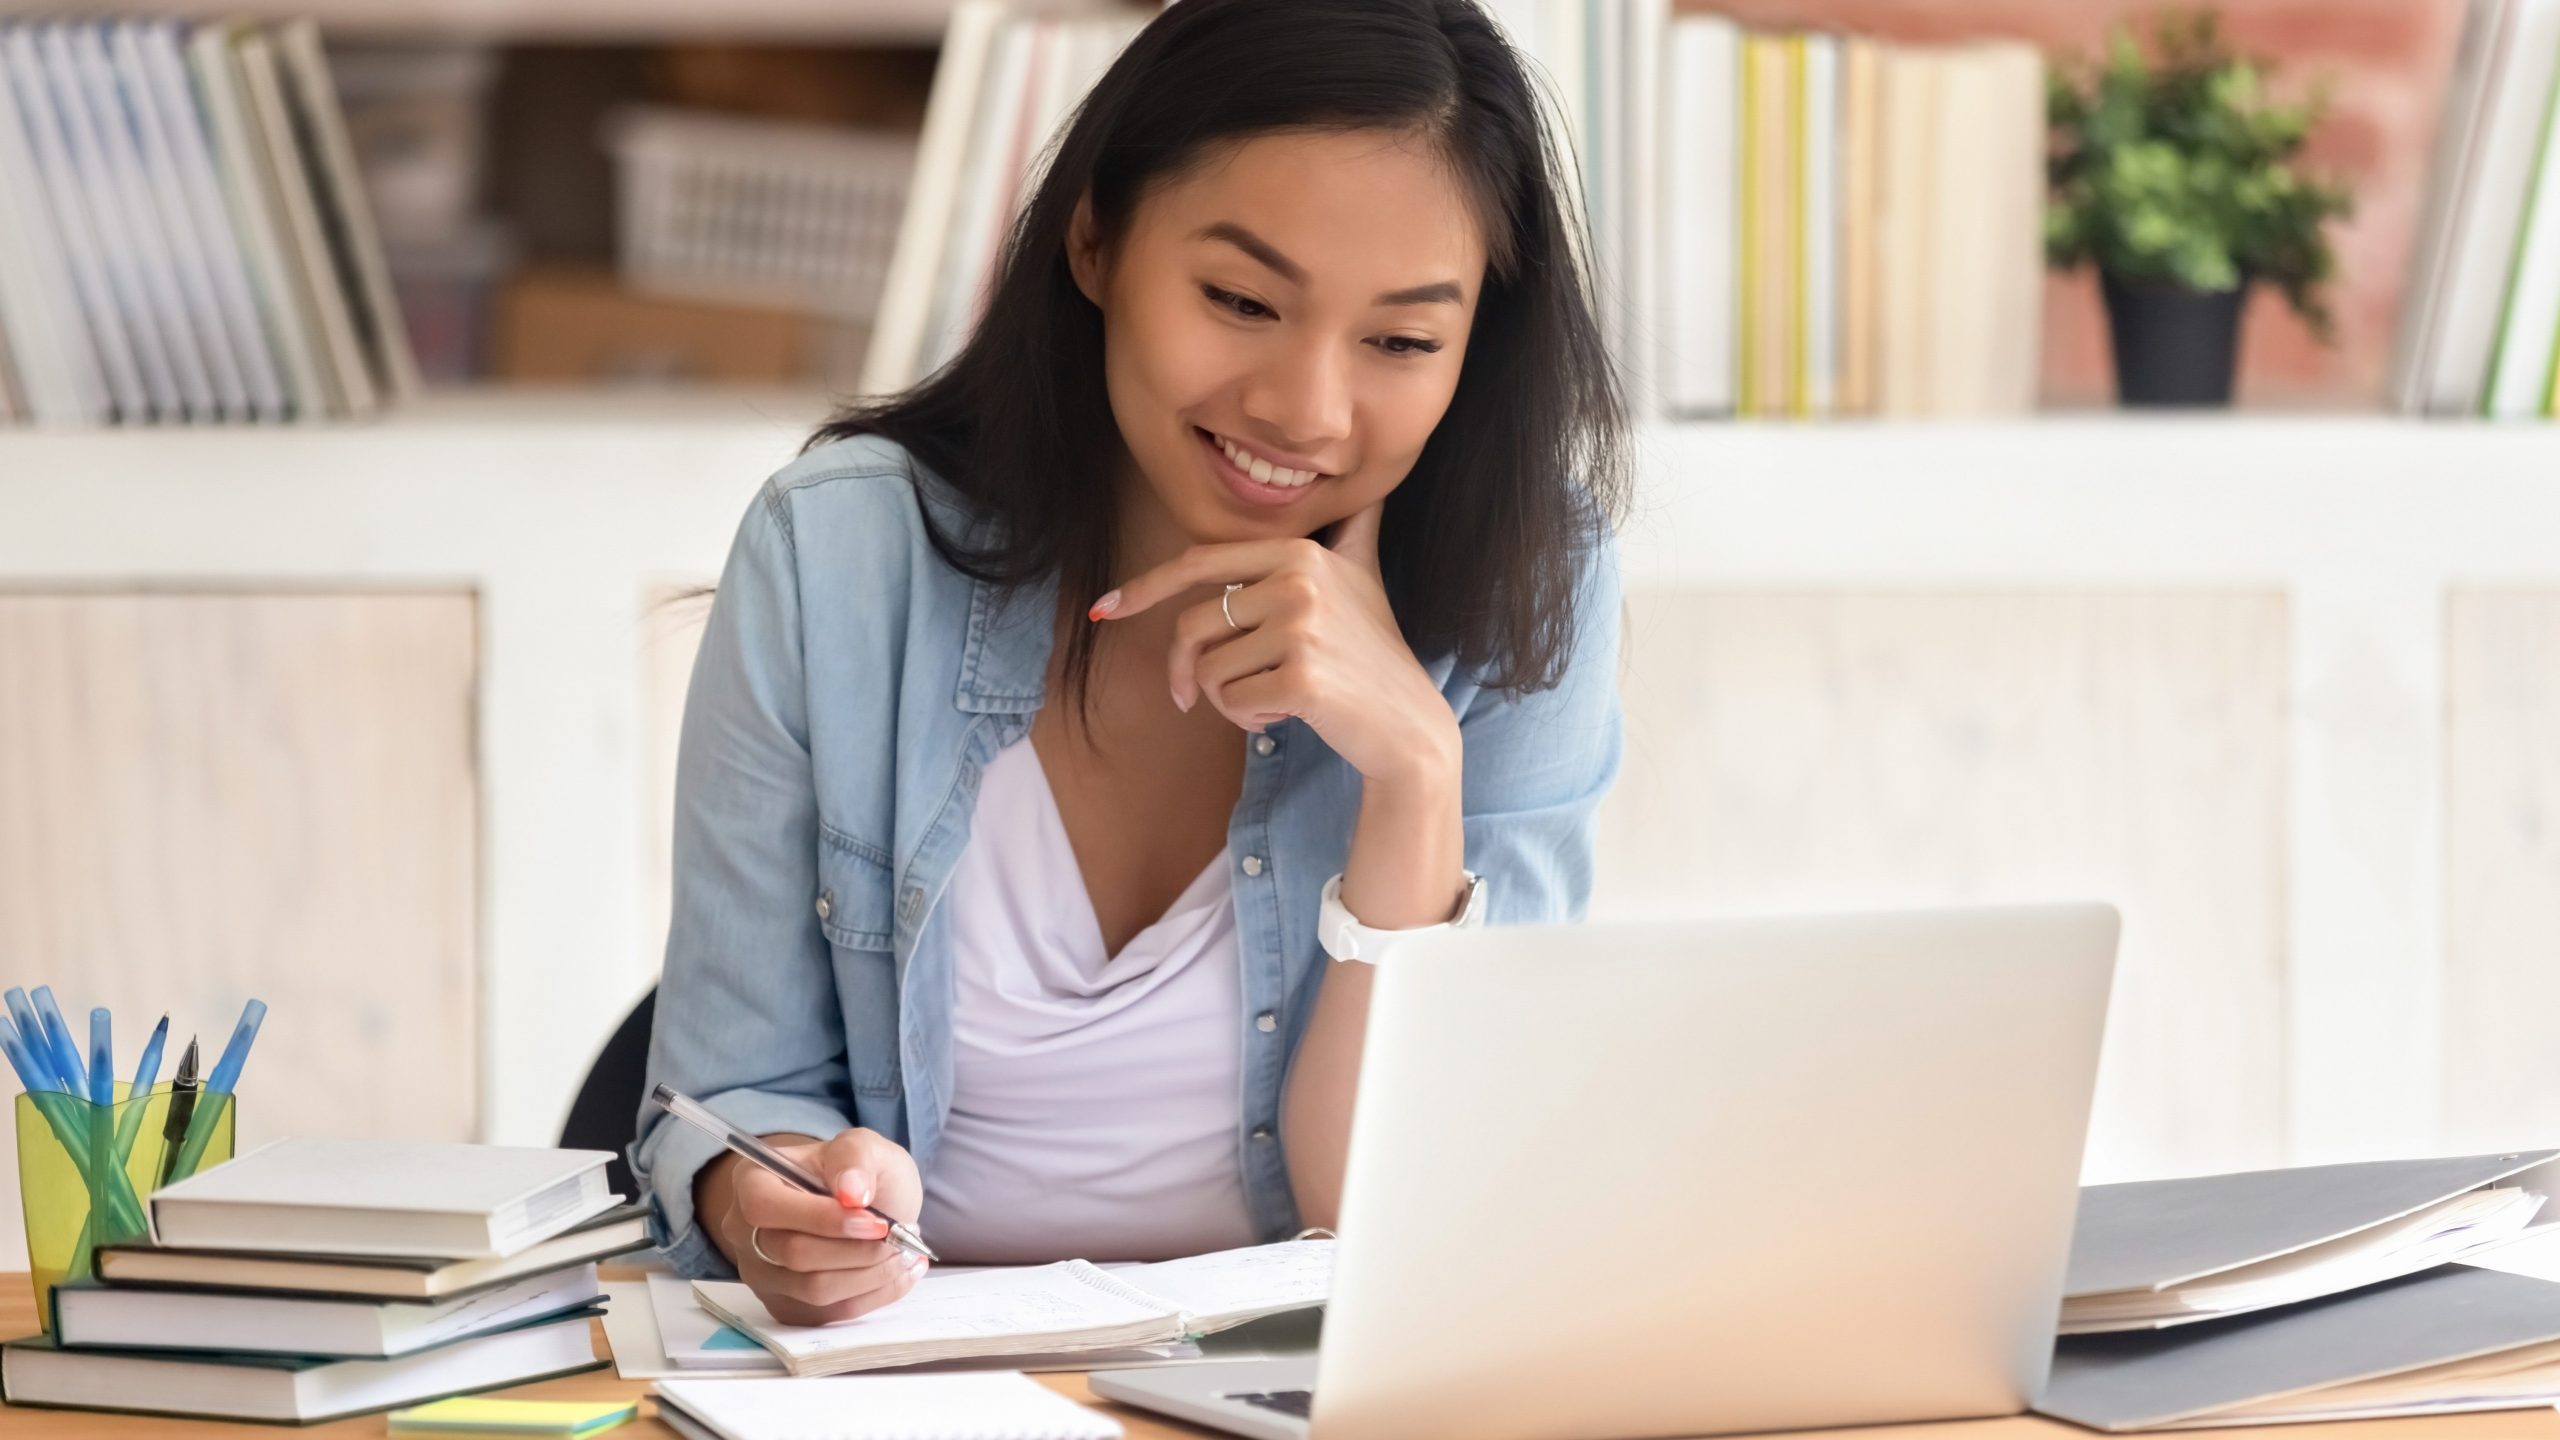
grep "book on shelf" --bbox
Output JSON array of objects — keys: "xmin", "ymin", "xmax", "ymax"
[
  {"xmin": 861, "ymin": 2, "xmax": 1143, "ymax": 396},
  {"xmin": 0, "ymin": 16, "xmax": 416, "ymax": 428},
  {"xmin": 2394, "ymin": 0, "xmax": 2560, "ymax": 417}
]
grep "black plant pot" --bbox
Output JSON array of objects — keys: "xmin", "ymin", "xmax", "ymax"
[{"xmin": 2100, "ymin": 273, "xmax": 2250, "ymax": 408}]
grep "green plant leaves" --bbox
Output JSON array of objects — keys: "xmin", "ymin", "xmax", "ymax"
[{"xmin": 2046, "ymin": 6, "xmax": 2353, "ymax": 341}]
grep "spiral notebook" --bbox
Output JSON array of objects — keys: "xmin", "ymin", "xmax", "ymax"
[
  {"xmin": 690, "ymin": 1240, "xmax": 1332, "ymax": 1378},
  {"xmin": 654, "ymin": 1374, "xmax": 1119, "ymax": 1440}
]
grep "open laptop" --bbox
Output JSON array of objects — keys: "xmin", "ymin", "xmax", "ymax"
[{"xmin": 1093, "ymin": 903, "xmax": 2118, "ymax": 1440}]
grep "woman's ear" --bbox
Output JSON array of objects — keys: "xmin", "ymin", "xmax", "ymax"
[{"xmin": 1066, "ymin": 192, "xmax": 1107, "ymax": 308}]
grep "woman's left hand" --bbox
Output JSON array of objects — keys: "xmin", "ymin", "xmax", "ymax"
[{"xmin": 1090, "ymin": 503, "xmax": 1459, "ymax": 788}]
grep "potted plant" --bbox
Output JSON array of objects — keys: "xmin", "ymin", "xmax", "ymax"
[{"xmin": 2046, "ymin": 10, "xmax": 2353, "ymax": 407}]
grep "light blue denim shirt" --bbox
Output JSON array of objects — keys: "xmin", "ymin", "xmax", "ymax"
[{"xmin": 631, "ymin": 433, "xmax": 1623, "ymax": 1279}]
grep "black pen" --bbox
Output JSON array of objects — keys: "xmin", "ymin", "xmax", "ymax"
[
  {"xmin": 158, "ymin": 1037, "xmax": 200, "ymax": 1190},
  {"xmin": 648, "ymin": 1083, "xmax": 936, "ymax": 1261}
]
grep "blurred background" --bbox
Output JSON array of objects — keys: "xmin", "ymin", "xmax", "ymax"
[{"xmin": 2, "ymin": 0, "xmax": 2556, "ymax": 1270}]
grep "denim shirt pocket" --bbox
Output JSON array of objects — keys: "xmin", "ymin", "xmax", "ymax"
[{"xmin": 816, "ymin": 824, "xmax": 904, "ymax": 1099}]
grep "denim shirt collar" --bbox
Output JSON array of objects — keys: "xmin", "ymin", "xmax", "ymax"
[{"xmin": 954, "ymin": 572, "xmax": 1057, "ymax": 716}]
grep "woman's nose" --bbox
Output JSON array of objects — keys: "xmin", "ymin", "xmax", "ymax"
[{"xmin": 1240, "ymin": 336, "xmax": 1352, "ymax": 451}]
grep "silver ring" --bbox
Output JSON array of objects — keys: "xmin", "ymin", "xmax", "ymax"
[
  {"xmin": 749, "ymin": 1226, "xmax": 779, "ymax": 1266},
  {"xmin": 1221, "ymin": 582, "xmax": 1245, "ymax": 632}
]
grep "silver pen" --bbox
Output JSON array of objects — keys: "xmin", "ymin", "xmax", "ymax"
[{"xmin": 649, "ymin": 1083, "xmax": 938, "ymax": 1262}]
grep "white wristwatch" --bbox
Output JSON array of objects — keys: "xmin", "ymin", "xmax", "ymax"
[{"xmin": 1317, "ymin": 870, "xmax": 1488, "ymax": 963}]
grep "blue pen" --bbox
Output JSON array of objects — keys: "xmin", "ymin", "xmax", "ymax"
[
  {"xmin": 130, "ymin": 1015, "xmax": 168, "ymax": 1101},
  {"xmin": 110, "ymin": 1015, "xmax": 169, "ymax": 1164},
  {"xmin": 3, "ymin": 990, "xmax": 53, "ymax": 1086},
  {"xmin": 31, "ymin": 987, "xmax": 86, "ymax": 1098},
  {"xmin": 0, "ymin": 1013, "xmax": 54, "ymax": 1092},
  {"xmin": 205, "ymin": 998, "xmax": 265, "ymax": 1096},
  {"xmin": 88, "ymin": 1008, "xmax": 113, "ymax": 1107}
]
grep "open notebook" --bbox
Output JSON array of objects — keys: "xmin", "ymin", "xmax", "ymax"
[{"xmin": 690, "ymin": 1240, "xmax": 1331, "ymax": 1378}]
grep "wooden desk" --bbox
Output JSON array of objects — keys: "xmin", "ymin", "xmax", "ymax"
[{"xmin": 5, "ymin": 1268, "xmax": 2559, "ymax": 1440}]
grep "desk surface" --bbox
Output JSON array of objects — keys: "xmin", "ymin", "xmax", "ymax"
[{"xmin": 4, "ymin": 1268, "xmax": 2559, "ymax": 1440}]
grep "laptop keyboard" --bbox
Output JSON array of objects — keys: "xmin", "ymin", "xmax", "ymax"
[{"xmin": 1227, "ymin": 1389, "xmax": 1315, "ymax": 1419}]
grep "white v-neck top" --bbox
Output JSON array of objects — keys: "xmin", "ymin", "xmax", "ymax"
[{"xmin": 915, "ymin": 733, "xmax": 1260, "ymax": 1264}]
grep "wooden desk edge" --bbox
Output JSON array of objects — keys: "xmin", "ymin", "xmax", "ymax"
[{"xmin": 2, "ymin": 1269, "xmax": 2555, "ymax": 1439}]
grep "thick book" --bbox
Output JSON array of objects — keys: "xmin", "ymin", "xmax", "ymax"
[
  {"xmin": 54, "ymin": 1263, "xmax": 602, "ymax": 1358},
  {"xmin": 100, "ymin": 1201, "xmax": 649, "ymax": 1301},
  {"xmin": 2063, "ymin": 1149, "xmax": 2560, "ymax": 1333},
  {"xmin": 692, "ymin": 1239, "xmax": 1331, "ymax": 1378},
  {"xmin": 0, "ymin": 1305, "xmax": 605, "ymax": 1424},
  {"xmin": 149, "ymin": 1137, "xmax": 619, "ymax": 1259},
  {"xmin": 2039, "ymin": 1265, "xmax": 2560, "ymax": 1430}
]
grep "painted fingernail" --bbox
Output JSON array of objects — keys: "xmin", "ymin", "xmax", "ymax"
[{"xmin": 1088, "ymin": 590, "xmax": 1120, "ymax": 620}]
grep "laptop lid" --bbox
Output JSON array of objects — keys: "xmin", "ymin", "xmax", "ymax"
[{"xmin": 1309, "ymin": 903, "xmax": 2118, "ymax": 1440}]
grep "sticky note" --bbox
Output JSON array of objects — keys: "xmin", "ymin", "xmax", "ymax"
[{"xmin": 388, "ymin": 1396, "xmax": 638, "ymax": 1436}]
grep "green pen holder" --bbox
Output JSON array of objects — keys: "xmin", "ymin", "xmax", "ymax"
[{"xmin": 15, "ymin": 1083, "xmax": 237, "ymax": 1333}]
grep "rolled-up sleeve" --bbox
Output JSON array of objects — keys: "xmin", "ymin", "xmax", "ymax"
[
  {"xmin": 630, "ymin": 482, "xmax": 856, "ymax": 1279},
  {"xmin": 1459, "ymin": 535, "xmax": 1625, "ymax": 924}
]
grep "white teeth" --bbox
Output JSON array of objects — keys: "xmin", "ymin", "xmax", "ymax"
[{"xmin": 1214, "ymin": 432, "xmax": 1316, "ymax": 488}]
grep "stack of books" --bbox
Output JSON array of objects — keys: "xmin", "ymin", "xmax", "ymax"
[
  {"xmin": 1483, "ymin": 1, "xmax": 2045, "ymax": 421},
  {"xmin": 0, "ymin": 17, "xmax": 419, "ymax": 428},
  {"xmin": 2395, "ymin": 0, "xmax": 2560, "ymax": 418},
  {"xmin": 0, "ymin": 1137, "xmax": 645, "ymax": 1424}
]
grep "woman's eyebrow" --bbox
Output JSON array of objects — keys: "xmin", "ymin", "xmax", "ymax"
[{"xmin": 1194, "ymin": 221, "xmax": 1465, "ymax": 307}]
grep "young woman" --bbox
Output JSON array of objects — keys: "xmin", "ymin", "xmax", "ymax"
[{"xmin": 632, "ymin": 0, "xmax": 1629, "ymax": 1326}]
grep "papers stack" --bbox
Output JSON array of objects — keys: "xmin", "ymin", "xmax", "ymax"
[
  {"xmin": 2040, "ymin": 1149, "xmax": 2560, "ymax": 1430},
  {"xmin": 0, "ymin": 1139, "xmax": 631, "ymax": 1424}
]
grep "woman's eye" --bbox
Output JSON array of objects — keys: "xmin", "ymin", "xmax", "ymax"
[
  {"xmin": 1203, "ymin": 284, "xmax": 1271, "ymax": 319},
  {"xmin": 1373, "ymin": 335, "xmax": 1443, "ymax": 357}
]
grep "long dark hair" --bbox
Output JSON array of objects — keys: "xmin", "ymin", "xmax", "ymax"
[{"xmin": 813, "ymin": 0, "xmax": 1627, "ymax": 703}]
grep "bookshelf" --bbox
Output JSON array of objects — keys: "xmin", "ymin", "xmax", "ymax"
[
  {"xmin": 22, "ymin": 0, "xmax": 1129, "ymax": 42},
  {"xmin": 7, "ymin": 399, "xmax": 2559, "ymax": 1164}
]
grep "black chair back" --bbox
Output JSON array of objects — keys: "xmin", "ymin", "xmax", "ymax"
[{"xmin": 558, "ymin": 987, "xmax": 656, "ymax": 1202}]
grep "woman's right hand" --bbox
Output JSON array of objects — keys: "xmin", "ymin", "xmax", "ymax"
[{"xmin": 710, "ymin": 1128, "xmax": 929, "ymax": 1325}]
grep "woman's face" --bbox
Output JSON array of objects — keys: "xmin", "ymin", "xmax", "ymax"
[{"xmin": 1070, "ymin": 128, "xmax": 1488, "ymax": 550}]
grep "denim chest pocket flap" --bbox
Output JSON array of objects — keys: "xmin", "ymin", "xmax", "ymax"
[{"xmin": 815, "ymin": 826, "xmax": 897, "ymax": 949}]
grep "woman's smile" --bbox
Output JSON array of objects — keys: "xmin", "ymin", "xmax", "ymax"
[{"xmin": 1196, "ymin": 425, "xmax": 1330, "ymax": 509}]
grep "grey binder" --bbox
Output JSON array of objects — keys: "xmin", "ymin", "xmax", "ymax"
[
  {"xmin": 2037, "ymin": 1264, "xmax": 2560, "ymax": 1431},
  {"xmin": 2065, "ymin": 1150, "xmax": 2559, "ymax": 1310}
]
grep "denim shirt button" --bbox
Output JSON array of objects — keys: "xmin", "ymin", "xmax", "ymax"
[
  {"xmin": 1251, "ymin": 1125, "xmax": 1273, "ymax": 1141},
  {"xmin": 1256, "ymin": 1011, "xmax": 1277, "ymax": 1033},
  {"xmin": 1240, "ymin": 854, "xmax": 1264, "ymax": 877},
  {"xmin": 814, "ymin": 890, "xmax": 833, "ymax": 922},
  {"xmin": 1253, "ymin": 734, "xmax": 1276, "ymax": 757}
]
